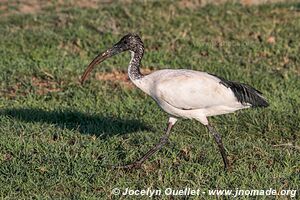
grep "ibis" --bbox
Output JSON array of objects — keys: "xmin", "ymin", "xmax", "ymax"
[{"xmin": 81, "ymin": 33, "xmax": 269, "ymax": 170}]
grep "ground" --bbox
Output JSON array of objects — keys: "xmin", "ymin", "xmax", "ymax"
[{"xmin": 0, "ymin": 0, "xmax": 299, "ymax": 199}]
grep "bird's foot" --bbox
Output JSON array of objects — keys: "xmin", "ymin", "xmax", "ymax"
[
  {"xmin": 112, "ymin": 161, "xmax": 142, "ymax": 170},
  {"xmin": 223, "ymin": 156, "xmax": 233, "ymax": 172},
  {"xmin": 224, "ymin": 163, "xmax": 231, "ymax": 171}
]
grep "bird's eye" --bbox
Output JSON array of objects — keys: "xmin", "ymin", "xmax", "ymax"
[{"xmin": 124, "ymin": 40, "xmax": 128, "ymax": 44}]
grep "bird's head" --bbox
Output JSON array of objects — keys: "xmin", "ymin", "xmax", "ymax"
[
  {"xmin": 114, "ymin": 33, "xmax": 144, "ymax": 52},
  {"xmin": 80, "ymin": 33, "xmax": 143, "ymax": 84}
]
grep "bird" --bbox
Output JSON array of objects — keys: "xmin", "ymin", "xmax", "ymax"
[{"xmin": 81, "ymin": 33, "xmax": 269, "ymax": 170}]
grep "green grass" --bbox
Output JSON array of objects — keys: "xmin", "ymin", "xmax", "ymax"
[{"xmin": 0, "ymin": 1, "xmax": 299, "ymax": 199}]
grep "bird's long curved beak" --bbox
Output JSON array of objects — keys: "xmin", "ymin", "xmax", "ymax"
[{"xmin": 80, "ymin": 47, "xmax": 119, "ymax": 84}]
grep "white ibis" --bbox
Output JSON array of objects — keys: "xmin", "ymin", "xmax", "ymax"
[{"xmin": 81, "ymin": 33, "xmax": 269, "ymax": 170}]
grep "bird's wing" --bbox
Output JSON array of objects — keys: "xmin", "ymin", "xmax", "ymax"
[
  {"xmin": 153, "ymin": 70, "xmax": 240, "ymax": 110},
  {"xmin": 212, "ymin": 74, "xmax": 269, "ymax": 107}
]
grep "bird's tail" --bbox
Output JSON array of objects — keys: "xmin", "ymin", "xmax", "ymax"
[{"xmin": 221, "ymin": 80, "xmax": 269, "ymax": 107}]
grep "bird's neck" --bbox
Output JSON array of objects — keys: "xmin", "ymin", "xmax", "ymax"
[{"xmin": 128, "ymin": 50, "xmax": 144, "ymax": 81}]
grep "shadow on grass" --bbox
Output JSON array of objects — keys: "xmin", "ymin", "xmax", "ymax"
[{"xmin": 0, "ymin": 108, "xmax": 151, "ymax": 138}]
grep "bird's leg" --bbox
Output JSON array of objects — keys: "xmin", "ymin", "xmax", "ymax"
[
  {"xmin": 114, "ymin": 120, "xmax": 174, "ymax": 170},
  {"xmin": 207, "ymin": 124, "xmax": 230, "ymax": 170}
]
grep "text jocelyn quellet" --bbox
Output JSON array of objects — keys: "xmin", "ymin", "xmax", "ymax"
[{"xmin": 122, "ymin": 188, "xmax": 202, "ymax": 197}]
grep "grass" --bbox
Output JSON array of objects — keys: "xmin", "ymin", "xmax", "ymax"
[{"xmin": 0, "ymin": 0, "xmax": 299, "ymax": 199}]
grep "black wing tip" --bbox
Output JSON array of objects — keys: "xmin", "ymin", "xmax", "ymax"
[
  {"xmin": 250, "ymin": 97, "xmax": 269, "ymax": 108},
  {"xmin": 242, "ymin": 86, "xmax": 269, "ymax": 108},
  {"xmin": 208, "ymin": 73, "xmax": 269, "ymax": 108},
  {"xmin": 216, "ymin": 77, "xmax": 269, "ymax": 108}
]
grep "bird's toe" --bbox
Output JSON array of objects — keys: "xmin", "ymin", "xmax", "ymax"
[{"xmin": 112, "ymin": 162, "xmax": 143, "ymax": 170}]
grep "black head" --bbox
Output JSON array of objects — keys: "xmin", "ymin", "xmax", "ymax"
[
  {"xmin": 81, "ymin": 33, "xmax": 144, "ymax": 84},
  {"xmin": 113, "ymin": 33, "xmax": 144, "ymax": 53}
]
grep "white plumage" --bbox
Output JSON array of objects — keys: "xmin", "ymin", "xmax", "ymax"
[{"xmin": 134, "ymin": 68, "xmax": 250, "ymax": 125}]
